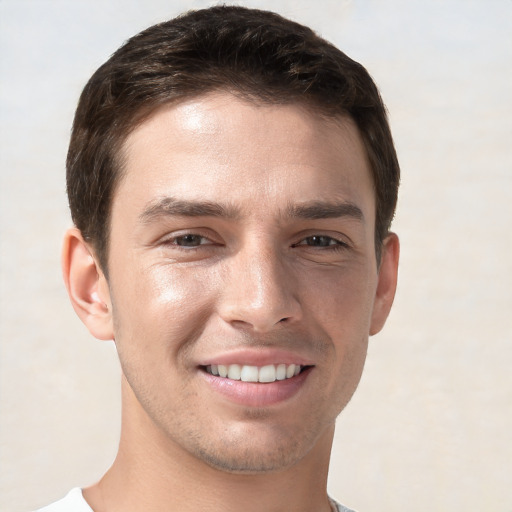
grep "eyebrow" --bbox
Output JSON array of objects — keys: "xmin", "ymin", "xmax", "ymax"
[
  {"xmin": 139, "ymin": 197, "xmax": 241, "ymax": 223},
  {"xmin": 286, "ymin": 201, "xmax": 364, "ymax": 221},
  {"xmin": 139, "ymin": 197, "xmax": 364, "ymax": 224}
]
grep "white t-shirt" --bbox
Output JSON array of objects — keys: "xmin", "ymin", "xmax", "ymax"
[
  {"xmin": 34, "ymin": 488, "xmax": 92, "ymax": 511},
  {"xmin": 35, "ymin": 488, "xmax": 356, "ymax": 511}
]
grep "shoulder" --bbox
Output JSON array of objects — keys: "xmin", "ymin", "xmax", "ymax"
[
  {"xmin": 33, "ymin": 488, "xmax": 93, "ymax": 512},
  {"xmin": 330, "ymin": 497, "xmax": 358, "ymax": 512}
]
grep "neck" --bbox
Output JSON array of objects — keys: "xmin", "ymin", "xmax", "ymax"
[{"xmin": 84, "ymin": 377, "xmax": 335, "ymax": 512}]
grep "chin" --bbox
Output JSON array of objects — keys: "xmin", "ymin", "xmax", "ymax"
[
  {"xmin": 195, "ymin": 440, "xmax": 304, "ymax": 474},
  {"xmin": 181, "ymin": 416, "xmax": 333, "ymax": 475}
]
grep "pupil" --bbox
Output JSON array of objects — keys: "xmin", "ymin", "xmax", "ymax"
[
  {"xmin": 179, "ymin": 234, "xmax": 201, "ymax": 246},
  {"xmin": 310, "ymin": 236, "xmax": 329, "ymax": 246}
]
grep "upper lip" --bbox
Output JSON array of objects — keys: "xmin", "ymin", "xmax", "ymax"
[{"xmin": 198, "ymin": 348, "xmax": 315, "ymax": 367}]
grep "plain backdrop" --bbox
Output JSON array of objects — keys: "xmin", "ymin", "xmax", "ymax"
[{"xmin": 1, "ymin": 1, "xmax": 511, "ymax": 511}]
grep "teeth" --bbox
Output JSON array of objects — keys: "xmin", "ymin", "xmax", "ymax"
[
  {"xmin": 241, "ymin": 365, "xmax": 259, "ymax": 382},
  {"xmin": 205, "ymin": 363, "xmax": 303, "ymax": 383},
  {"xmin": 227, "ymin": 364, "xmax": 241, "ymax": 380},
  {"xmin": 276, "ymin": 363, "xmax": 287, "ymax": 380},
  {"xmin": 258, "ymin": 364, "xmax": 276, "ymax": 383}
]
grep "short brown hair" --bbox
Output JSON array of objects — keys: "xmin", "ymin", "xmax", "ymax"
[{"xmin": 67, "ymin": 5, "xmax": 399, "ymax": 272}]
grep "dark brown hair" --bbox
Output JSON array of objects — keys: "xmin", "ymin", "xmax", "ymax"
[{"xmin": 67, "ymin": 5, "xmax": 399, "ymax": 272}]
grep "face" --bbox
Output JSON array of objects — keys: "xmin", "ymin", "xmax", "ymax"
[{"xmin": 103, "ymin": 92, "xmax": 394, "ymax": 473}]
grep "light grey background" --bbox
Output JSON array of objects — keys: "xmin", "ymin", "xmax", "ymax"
[{"xmin": 1, "ymin": 1, "xmax": 511, "ymax": 511}]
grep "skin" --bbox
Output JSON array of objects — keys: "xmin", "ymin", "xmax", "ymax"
[{"xmin": 63, "ymin": 92, "xmax": 399, "ymax": 512}]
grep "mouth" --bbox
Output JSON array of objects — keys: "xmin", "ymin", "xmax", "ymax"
[
  {"xmin": 202, "ymin": 363, "xmax": 309, "ymax": 383},
  {"xmin": 200, "ymin": 363, "xmax": 313, "ymax": 407},
  {"xmin": 198, "ymin": 349, "xmax": 315, "ymax": 407}
]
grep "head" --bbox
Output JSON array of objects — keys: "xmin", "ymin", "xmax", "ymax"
[
  {"xmin": 67, "ymin": 5, "xmax": 399, "ymax": 276},
  {"xmin": 63, "ymin": 6, "xmax": 400, "ymax": 475}
]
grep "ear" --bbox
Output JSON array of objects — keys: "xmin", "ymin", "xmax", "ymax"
[
  {"xmin": 62, "ymin": 228, "xmax": 114, "ymax": 340},
  {"xmin": 370, "ymin": 233, "xmax": 400, "ymax": 336}
]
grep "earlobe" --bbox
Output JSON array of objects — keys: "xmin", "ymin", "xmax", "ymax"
[
  {"xmin": 369, "ymin": 233, "xmax": 400, "ymax": 336},
  {"xmin": 62, "ymin": 228, "xmax": 114, "ymax": 341}
]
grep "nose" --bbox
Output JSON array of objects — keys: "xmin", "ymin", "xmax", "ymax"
[{"xmin": 217, "ymin": 242, "xmax": 303, "ymax": 332}]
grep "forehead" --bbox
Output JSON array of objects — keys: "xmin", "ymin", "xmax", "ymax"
[{"xmin": 116, "ymin": 92, "xmax": 374, "ymax": 219}]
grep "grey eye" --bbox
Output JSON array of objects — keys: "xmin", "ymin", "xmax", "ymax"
[
  {"xmin": 175, "ymin": 234, "xmax": 205, "ymax": 247},
  {"xmin": 304, "ymin": 236, "xmax": 336, "ymax": 247}
]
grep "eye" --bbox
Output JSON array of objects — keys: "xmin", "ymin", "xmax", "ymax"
[
  {"xmin": 173, "ymin": 234, "xmax": 208, "ymax": 247},
  {"xmin": 162, "ymin": 232, "xmax": 216, "ymax": 249},
  {"xmin": 294, "ymin": 235, "xmax": 348, "ymax": 249},
  {"xmin": 157, "ymin": 229, "xmax": 224, "ymax": 263},
  {"xmin": 304, "ymin": 235, "xmax": 338, "ymax": 247}
]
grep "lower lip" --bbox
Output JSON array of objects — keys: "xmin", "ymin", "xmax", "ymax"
[{"xmin": 200, "ymin": 367, "xmax": 312, "ymax": 407}]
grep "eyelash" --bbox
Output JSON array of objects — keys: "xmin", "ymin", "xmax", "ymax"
[
  {"xmin": 163, "ymin": 233, "xmax": 215, "ymax": 249},
  {"xmin": 292, "ymin": 235, "xmax": 349, "ymax": 251}
]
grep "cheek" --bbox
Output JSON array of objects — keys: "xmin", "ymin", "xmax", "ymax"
[
  {"xmin": 306, "ymin": 265, "xmax": 377, "ymax": 338},
  {"xmin": 310, "ymin": 272, "xmax": 372, "ymax": 408},
  {"xmin": 110, "ymin": 262, "xmax": 218, "ymax": 356}
]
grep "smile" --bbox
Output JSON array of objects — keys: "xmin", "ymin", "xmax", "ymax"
[{"xmin": 205, "ymin": 363, "xmax": 303, "ymax": 383}]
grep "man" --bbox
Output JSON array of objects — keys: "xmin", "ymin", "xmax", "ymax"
[{"xmin": 38, "ymin": 5, "xmax": 399, "ymax": 511}]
